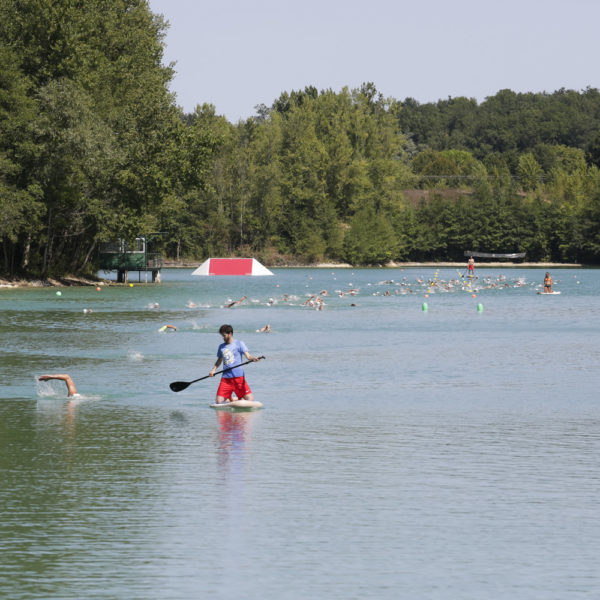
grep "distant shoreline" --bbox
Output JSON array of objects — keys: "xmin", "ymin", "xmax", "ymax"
[
  {"xmin": 162, "ymin": 260, "xmax": 585, "ymax": 269},
  {"xmin": 0, "ymin": 261, "xmax": 589, "ymax": 288},
  {"xmin": 314, "ymin": 261, "xmax": 584, "ymax": 269}
]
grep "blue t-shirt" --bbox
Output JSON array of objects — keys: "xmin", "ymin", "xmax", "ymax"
[{"xmin": 217, "ymin": 339, "xmax": 248, "ymax": 378}]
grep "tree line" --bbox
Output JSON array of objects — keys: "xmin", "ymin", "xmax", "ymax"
[{"xmin": 1, "ymin": 0, "xmax": 600, "ymax": 279}]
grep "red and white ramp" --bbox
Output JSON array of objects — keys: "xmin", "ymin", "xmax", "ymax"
[{"xmin": 191, "ymin": 258, "xmax": 273, "ymax": 276}]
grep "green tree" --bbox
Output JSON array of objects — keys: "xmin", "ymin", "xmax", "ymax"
[
  {"xmin": 517, "ymin": 153, "xmax": 543, "ymax": 191},
  {"xmin": 343, "ymin": 204, "xmax": 398, "ymax": 265},
  {"xmin": 0, "ymin": 44, "xmax": 44, "ymax": 274},
  {"xmin": 0, "ymin": 0, "xmax": 193, "ymax": 276}
]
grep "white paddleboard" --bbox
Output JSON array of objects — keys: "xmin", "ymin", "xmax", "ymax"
[
  {"xmin": 537, "ymin": 291, "xmax": 561, "ymax": 295},
  {"xmin": 210, "ymin": 399, "xmax": 263, "ymax": 410}
]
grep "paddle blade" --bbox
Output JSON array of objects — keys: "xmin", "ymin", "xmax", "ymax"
[{"xmin": 169, "ymin": 381, "xmax": 190, "ymax": 393}]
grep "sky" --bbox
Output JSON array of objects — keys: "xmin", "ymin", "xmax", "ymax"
[{"xmin": 148, "ymin": 0, "xmax": 600, "ymax": 122}]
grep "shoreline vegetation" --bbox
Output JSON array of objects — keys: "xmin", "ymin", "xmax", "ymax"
[{"xmin": 0, "ymin": 261, "xmax": 586, "ymax": 288}]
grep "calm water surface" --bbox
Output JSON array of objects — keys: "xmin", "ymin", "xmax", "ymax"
[{"xmin": 1, "ymin": 267, "xmax": 599, "ymax": 599}]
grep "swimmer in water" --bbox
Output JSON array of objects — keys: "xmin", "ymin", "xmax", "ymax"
[
  {"xmin": 257, "ymin": 324, "xmax": 271, "ymax": 333},
  {"xmin": 38, "ymin": 374, "xmax": 79, "ymax": 397},
  {"xmin": 159, "ymin": 324, "xmax": 177, "ymax": 332},
  {"xmin": 225, "ymin": 296, "xmax": 247, "ymax": 308}
]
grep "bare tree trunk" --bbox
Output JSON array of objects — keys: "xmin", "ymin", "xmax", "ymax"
[
  {"xmin": 78, "ymin": 241, "xmax": 96, "ymax": 273},
  {"xmin": 69, "ymin": 240, "xmax": 81, "ymax": 272},
  {"xmin": 54, "ymin": 236, "xmax": 67, "ymax": 269},
  {"xmin": 42, "ymin": 208, "xmax": 52, "ymax": 277},
  {"xmin": 21, "ymin": 233, "xmax": 31, "ymax": 270},
  {"xmin": 2, "ymin": 242, "xmax": 8, "ymax": 275}
]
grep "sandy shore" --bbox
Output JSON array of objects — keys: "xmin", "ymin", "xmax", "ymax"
[
  {"xmin": 0, "ymin": 275, "xmax": 110, "ymax": 289},
  {"xmin": 162, "ymin": 260, "xmax": 585, "ymax": 269},
  {"xmin": 316, "ymin": 261, "xmax": 584, "ymax": 269}
]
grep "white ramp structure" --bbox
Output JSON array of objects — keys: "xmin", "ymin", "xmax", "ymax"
[{"xmin": 191, "ymin": 258, "xmax": 273, "ymax": 276}]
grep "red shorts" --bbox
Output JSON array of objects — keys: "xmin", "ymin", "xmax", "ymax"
[{"xmin": 217, "ymin": 376, "xmax": 252, "ymax": 400}]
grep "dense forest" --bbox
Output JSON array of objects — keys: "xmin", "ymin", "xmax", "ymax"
[{"xmin": 1, "ymin": 0, "xmax": 600, "ymax": 279}]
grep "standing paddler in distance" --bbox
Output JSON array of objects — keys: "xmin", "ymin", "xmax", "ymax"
[
  {"xmin": 467, "ymin": 256, "xmax": 475, "ymax": 277},
  {"xmin": 210, "ymin": 324, "xmax": 260, "ymax": 404},
  {"xmin": 543, "ymin": 271, "xmax": 553, "ymax": 293}
]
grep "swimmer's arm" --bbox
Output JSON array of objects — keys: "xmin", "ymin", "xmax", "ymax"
[{"xmin": 38, "ymin": 374, "xmax": 78, "ymax": 397}]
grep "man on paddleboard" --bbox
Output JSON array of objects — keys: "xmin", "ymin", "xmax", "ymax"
[{"xmin": 210, "ymin": 324, "xmax": 260, "ymax": 404}]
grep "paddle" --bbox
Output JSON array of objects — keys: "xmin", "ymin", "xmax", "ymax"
[{"xmin": 169, "ymin": 356, "xmax": 265, "ymax": 392}]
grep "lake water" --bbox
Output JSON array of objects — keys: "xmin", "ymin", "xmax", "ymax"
[{"xmin": 1, "ymin": 267, "xmax": 599, "ymax": 599}]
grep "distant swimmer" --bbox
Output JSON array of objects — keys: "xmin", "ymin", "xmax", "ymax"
[
  {"xmin": 303, "ymin": 294, "xmax": 326, "ymax": 310},
  {"xmin": 225, "ymin": 296, "xmax": 247, "ymax": 308},
  {"xmin": 159, "ymin": 324, "xmax": 177, "ymax": 332},
  {"xmin": 38, "ymin": 374, "xmax": 79, "ymax": 397},
  {"xmin": 543, "ymin": 272, "xmax": 553, "ymax": 293},
  {"xmin": 467, "ymin": 256, "xmax": 475, "ymax": 276},
  {"xmin": 257, "ymin": 324, "xmax": 271, "ymax": 333}
]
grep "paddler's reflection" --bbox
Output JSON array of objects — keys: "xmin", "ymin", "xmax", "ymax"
[{"xmin": 215, "ymin": 410, "xmax": 260, "ymax": 472}]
